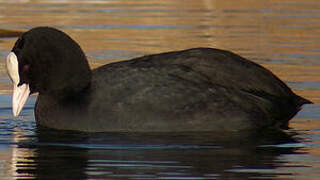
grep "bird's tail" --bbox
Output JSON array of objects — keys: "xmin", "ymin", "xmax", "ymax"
[{"xmin": 294, "ymin": 95, "xmax": 312, "ymax": 108}]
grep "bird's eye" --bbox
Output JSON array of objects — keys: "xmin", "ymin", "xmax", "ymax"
[{"xmin": 23, "ymin": 64, "xmax": 30, "ymax": 72}]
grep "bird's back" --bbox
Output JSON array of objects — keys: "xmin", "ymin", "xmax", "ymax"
[{"xmin": 84, "ymin": 48, "xmax": 309, "ymax": 132}]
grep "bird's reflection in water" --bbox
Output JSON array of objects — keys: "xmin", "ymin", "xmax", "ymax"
[{"xmin": 12, "ymin": 127, "xmax": 302, "ymax": 180}]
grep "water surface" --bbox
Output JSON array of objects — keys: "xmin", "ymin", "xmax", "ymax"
[{"xmin": 0, "ymin": 0, "xmax": 320, "ymax": 179}]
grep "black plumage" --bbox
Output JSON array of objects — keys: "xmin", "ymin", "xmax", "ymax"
[{"xmin": 10, "ymin": 27, "xmax": 311, "ymax": 132}]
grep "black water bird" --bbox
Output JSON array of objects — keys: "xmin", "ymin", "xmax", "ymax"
[{"xmin": 5, "ymin": 27, "xmax": 311, "ymax": 132}]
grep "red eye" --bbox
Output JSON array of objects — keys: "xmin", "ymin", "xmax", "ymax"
[{"xmin": 23, "ymin": 65, "xmax": 30, "ymax": 72}]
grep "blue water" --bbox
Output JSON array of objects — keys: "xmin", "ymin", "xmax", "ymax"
[{"xmin": 1, "ymin": 0, "xmax": 320, "ymax": 179}]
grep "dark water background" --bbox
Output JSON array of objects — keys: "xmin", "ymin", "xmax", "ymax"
[{"xmin": 1, "ymin": 0, "xmax": 320, "ymax": 179}]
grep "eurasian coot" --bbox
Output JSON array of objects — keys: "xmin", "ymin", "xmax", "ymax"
[{"xmin": 6, "ymin": 27, "xmax": 311, "ymax": 132}]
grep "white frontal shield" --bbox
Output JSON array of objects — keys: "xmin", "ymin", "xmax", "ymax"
[{"xmin": 6, "ymin": 52, "xmax": 30, "ymax": 117}]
